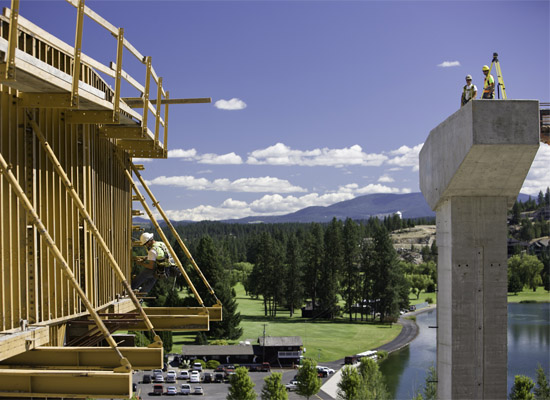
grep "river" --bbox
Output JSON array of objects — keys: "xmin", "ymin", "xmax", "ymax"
[{"xmin": 378, "ymin": 303, "xmax": 550, "ymax": 400}]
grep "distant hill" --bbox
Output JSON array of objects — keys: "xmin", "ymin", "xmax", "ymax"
[
  {"xmin": 134, "ymin": 192, "xmax": 535, "ymax": 225},
  {"xmin": 224, "ymin": 192, "xmax": 435, "ymax": 223}
]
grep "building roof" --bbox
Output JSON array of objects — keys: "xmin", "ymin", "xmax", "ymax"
[
  {"xmin": 258, "ymin": 336, "xmax": 303, "ymax": 347},
  {"xmin": 180, "ymin": 345, "xmax": 254, "ymax": 357}
]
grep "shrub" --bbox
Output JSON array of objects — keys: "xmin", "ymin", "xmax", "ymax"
[
  {"xmin": 210, "ymin": 339, "xmax": 229, "ymax": 346},
  {"xmin": 426, "ymin": 297, "xmax": 434, "ymax": 304},
  {"xmin": 192, "ymin": 359, "xmax": 206, "ymax": 369},
  {"xmin": 377, "ymin": 350, "xmax": 388, "ymax": 360},
  {"xmin": 206, "ymin": 360, "xmax": 220, "ymax": 370}
]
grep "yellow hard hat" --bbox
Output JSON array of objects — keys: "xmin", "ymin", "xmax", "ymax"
[{"xmin": 482, "ymin": 65, "xmax": 490, "ymax": 71}]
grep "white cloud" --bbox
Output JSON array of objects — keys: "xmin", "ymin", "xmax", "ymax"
[
  {"xmin": 521, "ymin": 145, "xmax": 550, "ymax": 195},
  {"xmin": 132, "ymin": 157, "xmax": 153, "ymax": 163},
  {"xmin": 378, "ymin": 174, "xmax": 394, "ymax": 183},
  {"xmin": 168, "ymin": 148, "xmax": 197, "ymax": 159},
  {"xmin": 437, "ymin": 61, "xmax": 461, "ymax": 68},
  {"xmin": 199, "ymin": 152, "xmax": 243, "ymax": 165},
  {"xmin": 144, "ymin": 175, "xmax": 306, "ymax": 193},
  {"xmin": 247, "ymin": 143, "xmax": 388, "ymax": 167},
  {"xmin": 386, "ymin": 143, "xmax": 423, "ymax": 171},
  {"xmin": 337, "ymin": 183, "xmax": 410, "ymax": 195},
  {"xmin": 214, "ymin": 98, "xmax": 247, "ymax": 110},
  {"xmin": 162, "ymin": 192, "xmax": 355, "ymax": 221}
]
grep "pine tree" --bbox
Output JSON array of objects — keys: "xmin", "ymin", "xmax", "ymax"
[
  {"xmin": 303, "ymin": 223, "xmax": 324, "ymax": 312},
  {"xmin": 342, "ymin": 218, "xmax": 360, "ymax": 321},
  {"xmin": 195, "ymin": 235, "xmax": 223, "ymax": 303},
  {"xmin": 509, "ymin": 375, "xmax": 535, "ymax": 400},
  {"xmin": 534, "ymin": 364, "xmax": 550, "ymax": 399},
  {"xmin": 284, "ymin": 234, "xmax": 304, "ymax": 317},
  {"xmin": 337, "ymin": 365, "xmax": 361, "ymax": 399},
  {"xmin": 210, "ymin": 283, "xmax": 243, "ymax": 340},
  {"xmin": 357, "ymin": 357, "xmax": 390, "ymax": 400},
  {"xmin": 319, "ymin": 218, "xmax": 343, "ymax": 318},
  {"xmin": 261, "ymin": 372, "xmax": 288, "ymax": 400}
]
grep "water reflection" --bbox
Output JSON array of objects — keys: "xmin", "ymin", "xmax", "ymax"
[{"xmin": 379, "ymin": 304, "xmax": 550, "ymax": 400}]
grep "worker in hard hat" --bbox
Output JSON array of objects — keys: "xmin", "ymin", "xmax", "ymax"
[
  {"xmin": 482, "ymin": 65, "xmax": 495, "ymax": 99},
  {"xmin": 131, "ymin": 232, "xmax": 176, "ymax": 294},
  {"xmin": 461, "ymin": 74, "xmax": 477, "ymax": 107}
]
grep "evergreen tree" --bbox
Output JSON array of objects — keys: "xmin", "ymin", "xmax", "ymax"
[
  {"xmin": 342, "ymin": 218, "xmax": 360, "ymax": 321},
  {"xmin": 534, "ymin": 364, "xmax": 550, "ymax": 400},
  {"xmin": 509, "ymin": 375, "xmax": 535, "ymax": 400},
  {"xmin": 210, "ymin": 282, "xmax": 243, "ymax": 340},
  {"xmin": 360, "ymin": 239, "xmax": 375, "ymax": 321},
  {"xmin": 261, "ymin": 372, "xmax": 288, "ymax": 400},
  {"xmin": 319, "ymin": 218, "xmax": 343, "ymax": 318},
  {"xmin": 227, "ymin": 367, "xmax": 256, "ymax": 400},
  {"xmin": 296, "ymin": 358, "xmax": 321, "ymax": 400},
  {"xmin": 337, "ymin": 365, "xmax": 361, "ymax": 400},
  {"xmin": 195, "ymin": 235, "xmax": 223, "ymax": 303},
  {"xmin": 371, "ymin": 226, "xmax": 401, "ymax": 321},
  {"xmin": 303, "ymin": 223, "xmax": 324, "ymax": 312},
  {"xmin": 284, "ymin": 234, "xmax": 304, "ymax": 317}
]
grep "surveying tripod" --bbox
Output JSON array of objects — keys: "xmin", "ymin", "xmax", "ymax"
[{"xmin": 486, "ymin": 52, "xmax": 507, "ymax": 99}]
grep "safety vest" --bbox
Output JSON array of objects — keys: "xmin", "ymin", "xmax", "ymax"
[
  {"xmin": 463, "ymin": 84, "xmax": 476, "ymax": 101},
  {"xmin": 484, "ymin": 74, "xmax": 494, "ymax": 93},
  {"xmin": 151, "ymin": 241, "xmax": 173, "ymax": 267}
]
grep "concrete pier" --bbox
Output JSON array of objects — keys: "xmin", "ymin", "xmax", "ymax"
[{"xmin": 419, "ymin": 100, "xmax": 540, "ymax": 399}]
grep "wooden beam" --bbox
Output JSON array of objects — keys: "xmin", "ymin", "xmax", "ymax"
[
  {"xmin": 100, "ymin": 125, "xmax": 145, "ymax": 139},
  {"xmin": 0, "ymin": 327, "xmax": 49, "ymax": 362},
  {"xmin": 144, "ymin": 306, "xmax": 222, "ymax": 322},
  {"xmin": 0, "ymin": 369, "xmax": 131, "ymax": 398},
  {"xmin": 0, "ymin": 347, "xmax": 162, "ymax": 370},
  {"xmin": 18, "ymin": 93, "xmax": 73, "ymax": 109},
  {"xmin": 122, "ymin": 97, "xmax": 212, "ymax": 107}
]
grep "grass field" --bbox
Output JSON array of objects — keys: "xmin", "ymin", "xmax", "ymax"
[
  {"xmin": 507, "ymin": 287, "xmax": 550, "ymax": 303},
  {"xmin": 172, "ymin": 283, "xmax": 402, "ymax": 362}
]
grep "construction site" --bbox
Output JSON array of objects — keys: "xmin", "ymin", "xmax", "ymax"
[
  {"xmin": 0, "ymin": 1, "xmax": 549, "ymax": 399},
  {"xmin": 0, "ymin": 0, "xmax": 221, "ymax": 397}
]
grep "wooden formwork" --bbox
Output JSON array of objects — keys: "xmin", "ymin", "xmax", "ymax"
[{"xmin": 0, "ymin": 84, "xmax": 132, "ymax": 335}]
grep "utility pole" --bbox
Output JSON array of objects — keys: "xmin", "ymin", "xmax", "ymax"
[{"xmin": 262, "ymin": 324, "xmax": 267, "ymax": 363}]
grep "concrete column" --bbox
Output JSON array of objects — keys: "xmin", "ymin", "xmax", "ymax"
[{"xmin": 419, "ymin": 100, "xmax": 540, "ymax": 399}]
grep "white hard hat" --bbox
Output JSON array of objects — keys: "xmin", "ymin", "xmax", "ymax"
[
  {"xmin": 140, "ymin": 232, "xmax": 154, "ymax": 245},
  {"xmin": 465, "ymin": 75, "xmax": 472, "ymax": 80}
]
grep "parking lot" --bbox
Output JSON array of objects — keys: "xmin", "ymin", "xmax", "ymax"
[{"xmin": 131, "ymin": 364, "xmax": 335, "ymax": 400}]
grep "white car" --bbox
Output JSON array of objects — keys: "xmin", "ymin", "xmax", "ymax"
[
  {"xmin": 286, "ymin": 380, "xmax": 298, "ymax": 391},
  {"xmin": 178, "ymin": 370, "xmax": 190, "ymax": 380},
  {"xmin": 194, "ymin": 386, "xmax": 204, "ymax": 395},
  {"xmin": 166, "ymin": 370, "xmax": 177, "ymax": 383},
  {"xmin": 192, "ymin": 362, "xmax": 203, "ymax": 371},
  {"xmin": 190, "ymin": 371, "xmax": 201, "ymax": 383},
  {"xmin": 181, "ymin": 383, "xmax": 191, "ymax": 395},
  {"xmin": 153, "ymin": 374, "xmax": 164, "ymax": 383},
  {"xmin": 166, "ymin": 386, "xmax": 178, "ymax": 396},
  {"xmin": 318, "ymin": 366, "xmax": 335, "ymax": 375}
]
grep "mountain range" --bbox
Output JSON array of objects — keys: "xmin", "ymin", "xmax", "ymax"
[{"xmin": 134, "ymin": 192, "xmax": 534, "ymax": 225}]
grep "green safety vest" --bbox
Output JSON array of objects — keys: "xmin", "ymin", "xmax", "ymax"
[
  {"xmin": 484, "ymin": 74, "xmax": 494, "ymax": 92},
  {"xmin": 151, "ymin": 241, "xmax": 172, "ymax": 268}
]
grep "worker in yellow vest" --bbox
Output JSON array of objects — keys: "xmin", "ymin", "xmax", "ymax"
[
  {"xmin": 461, "ymin": 75, "xmax": 477, "ymax": 107},
  {"xmin": 482, "ymin": 65, "xmax": 495, "ymax": 99},
  {"xmin": 132, "ymin": 232, "xmax": 176, "ymax": 294}
]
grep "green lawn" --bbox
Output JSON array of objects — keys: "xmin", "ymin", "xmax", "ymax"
[
  {"xmin": 507, "ymin": 287, "xmax": 550, "ymax": 303},
  {"xmin": 172, "ymin": 283, "xmax": 402, "ymax": 363}
]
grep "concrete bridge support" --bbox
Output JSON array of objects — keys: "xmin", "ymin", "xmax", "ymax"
[{"xmin": 419, "ymin": 100, "xmax": 540, "ymax": 399}]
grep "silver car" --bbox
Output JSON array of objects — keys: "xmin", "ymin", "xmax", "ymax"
[{"xmin": 194, "ymin": 386, "xmax": 204, "ymax": 395}]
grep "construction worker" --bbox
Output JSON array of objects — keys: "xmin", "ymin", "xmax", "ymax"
[
  {"xmin": 132, "ymin": 232, "xmax": 176, "ymax": 294},
  {"xmin": 461, "ymin": 74, "xmax": 477, "ymax": 107},
  {"xmin": 482, "ymin": 65, "xmax": 495, "ymax": 99}
]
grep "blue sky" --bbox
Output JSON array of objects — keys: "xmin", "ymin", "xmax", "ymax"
[{"xmin": 19, "ymin": 0, "xmax": 550, "ymax": 221}]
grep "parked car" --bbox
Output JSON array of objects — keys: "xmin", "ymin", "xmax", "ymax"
[
  {"xmin": 214, "ymin": 365, "xmax": 225, "ymax": 373},
  {"xmin": 166, "ymin": 370, "xmax": 177, "ymax": 383},
  {"xmin": 153, "ymin": 374, "xmax": 165, "ymax": 383},
  {"xmin": 153, "ymin": 369, "xmax": 163, "ymax": 376},
  {"xmin": 153, "ymin": 384, "xmax": 164, "ymax": 396},
  {"xmin": 166, "ymin": 386, "xmax": 178, "ymax": 396},
  {"xmin": 192, "ymin": 362, "xmax": 203, "ymax": 371},
  {"xmin": 181, "ymin": 383, "xmax": 191, "ymax": 395},
  {"xmin": 286, "ymin": 380, "xmax": 298, "ymax": 391},
  {"xmin": 316, "ymin": 367, "xmax": 327, "ymax": 378},
  {"xmin": 178, "ymin": 370, "xmax": 190, "ymax": 380},
  {"xmin": 318, "ymin": 366, "xmax": 335, "ymax": 375},
  {"xmin": 190, "ymin": 371, "xmax": 201, "ymax": 383},
  {"xmin": 203, "ymin": 372, "xmax": 213, "ymax": 383},
  {"xmin": 214, "ymin": 373, "xmax": 224, "ymax": 383},
  {"xmin": 194, "ymin": 386, "xmax": 204, "ymax": 395},
  {"xmin": 142, "ymin": 374, "xmax": 152, "ymax": 384}
]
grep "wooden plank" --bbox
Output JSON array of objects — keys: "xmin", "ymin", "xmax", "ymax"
[
  {"xmin": 100, "ymin": 125, "xmax": 144, "ymax": 139},
  {"xmin": 110, "ymin": 62, "xmax": 144, "ymax": 94},
  {"xmin": 0, "ymin": 369, "xmax": 131, "ymax": 398},
  {"xmin": 0, "ymin": 346, "xmax": 162, "ymax": 370},
  {"xmin": 122, "ymin": 97, "xmax": 211, "ymax": 106},
  {"xmin": 0, "ymin": 326, "xmax": 49, "ymax": 362}
]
